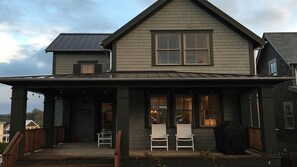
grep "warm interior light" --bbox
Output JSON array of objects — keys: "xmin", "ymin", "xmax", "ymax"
[{"xmin": 204, "ymin": 119, "xmax": 217, "ymax": 126}]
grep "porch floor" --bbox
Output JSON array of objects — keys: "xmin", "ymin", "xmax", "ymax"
[
  {"xmin": 21, "ymin": 142, "xmax": 276, "ymax": 160},
  {"xmin": 21, "ymin": 142, "xmax": 114, "ymax": 161}
]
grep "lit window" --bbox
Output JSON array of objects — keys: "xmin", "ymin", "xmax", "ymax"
[
  {"xmin": 268, "ymin": 59, "xmax": 277, "ymax": 76},
  {"xmin": 200, "ymin": 95, "xmax": 220, "ymax": 127},
  {"xmin": 283, "ymin": 101, "xmax": 295, "ymax": 129},
  {"xmin": 175, "ymin": 95, "xmax": 193, "ymax": 125},
  {"xmin": 149, "ymin": 95, "xmax": 168, "ymax": 126},
  {"xmin": 81, "ymin": 64, "xmax": 95, "ymax": 74}
]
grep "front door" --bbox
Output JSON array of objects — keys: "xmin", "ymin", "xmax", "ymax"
[{"xmin": 100, "ymin": 103, "xmax": 113, "ymax": 132}]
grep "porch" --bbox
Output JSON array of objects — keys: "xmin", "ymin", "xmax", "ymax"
[{"xmin": 14, "ymin": 142, "xmax": 280, "ymax": 167}]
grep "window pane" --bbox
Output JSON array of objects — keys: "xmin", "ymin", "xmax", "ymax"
[
  {"xmin": 185, "ymin": 35, "xmax": 196, "ymax": 48},
  {"xmin": 158, "ymin": 35, "xmax": 167, "ymax": 49},
  {"xmin": 168, "ymin": 51, "xmax": 180, "ymax": 64},
  {"xmin": 158, "ymin": 51, "xmax": 168, "ymax": 64},
  {"xmin": 200, "ymin": 95, "xmax": 220, "ymax": 127},
  {"xmin": 197, "ymin": 34, "xmax": 207, "ymax": 48},
  {"xmin": 197, "ymin": 51, "xmax": 209, "ymax": 64},
  {"xmin": 175, "ymin": 97, "xmax": 183, "ymax": 110},
  {"xmin": 287, "ymin": 117, "xmax": 294, "ymax": 128},
  {"xmin": 185, "ymin": 51, "xmax": 197, "ymax": 64},
  {"xmin": 169, "ymin": 35, "xmax": 179, "ymax": 49},
  {"xmin": 149, "ymin": 95, "xmax": 168, "ymax": 125}
]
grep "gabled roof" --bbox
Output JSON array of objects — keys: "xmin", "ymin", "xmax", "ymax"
[
  {"xmin": 263, "ymin": 33, "xmax": 297, "ymax": 65},
  {"xmin": 46, "ymin": 33, "xmax": 110, "ymax": 52},
  {"xmin": 102, "ymin": 0, "xmax": 264, "ymax": 48},
  {"xmin": 5, "ymin": 120, "xmax": 40, "ymax": 131}
]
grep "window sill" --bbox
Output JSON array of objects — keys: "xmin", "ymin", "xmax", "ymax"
[{"xmin": 153, "ymin": 64, "xmax": 213, "ymax": 66}]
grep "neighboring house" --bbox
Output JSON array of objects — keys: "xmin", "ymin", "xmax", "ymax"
[
  {"xmin": 257, "ymin": 32, "xmax": 297, "ymax": 151},
  {"xmin": 0, "ymin": 0, "xmax": 291, "ymax": 165},
  {"xmin": 0, "ymin": 120, "xmax": 40, "ymax": 143}
]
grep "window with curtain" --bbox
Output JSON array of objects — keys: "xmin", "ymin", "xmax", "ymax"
[
  {"xmin": 174, "ymin": 95, "xmax": 193, "ymax": 126},
  {"xmin": 184, "ymin": 33, "xmax": 210, "ymax": 65},
  {"xmin": 81, "ymin": 64, "xmax": 95, "ymax": 74},
  {"xmin": 149, "ymin": 95, "xmax": 168, "ymax": 126},
  {"xmin": 156, "ymin": 34, "xmax": 181, "ymax": 65},
  {"xmin": 154, "ymin": 31, "xmax": 212, "ymax": 65},
  {"xmin": 200, "ymin": 95, "xmax": 220, "ymax": 127}
]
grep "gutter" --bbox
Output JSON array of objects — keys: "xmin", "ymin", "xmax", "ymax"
[{"xmin": 100, "ymin": 43, "xmax": 112, "ymax": 72}]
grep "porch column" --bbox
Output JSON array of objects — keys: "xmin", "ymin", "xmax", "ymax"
[
  {"xmin": 10, "ymin": 86, "xmax": 27, "ymax": 156},
  {"xmin": 258, "ymin": 86, "xmax": 277, "ymax": 154},
  {"xmin": 116, "ymin": 87, "xmax": 129, "ymax": 157},
  {"xmin": 62, "ymin": 97, "xmax": 71, "ymax": 142},
  {"xmin": 43, "ymin": 94, "xmax": 55, "ymax": 148}
]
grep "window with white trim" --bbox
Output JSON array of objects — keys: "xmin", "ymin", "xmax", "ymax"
[
  {"xmin": 283, "ymin": 101, "xmax": 295, "ymax": 129},
  {"xmin": 268, "ymin": 59, "xmax": 277, "ymax": 76},
  {"xmin": 154, "ymin": 31, "xmax": 212, "ymax": 65}
]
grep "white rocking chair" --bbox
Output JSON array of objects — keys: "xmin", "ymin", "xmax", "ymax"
[
  {"xmin": 176, "ymin": 124, "xmax": 194, "ymax": 151},
  {"xmin": 150, "ymin": 124, "xmax": 169, "ymax": 151}
]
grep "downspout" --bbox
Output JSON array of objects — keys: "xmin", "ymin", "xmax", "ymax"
[{"xmin": 100, "ymin": 42, "xmax": 112, "ymax": 72}]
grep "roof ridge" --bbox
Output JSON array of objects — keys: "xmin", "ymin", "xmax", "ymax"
[{"xmin": 60, "ymin": 33, "xmax": 112, "ymax": 35}]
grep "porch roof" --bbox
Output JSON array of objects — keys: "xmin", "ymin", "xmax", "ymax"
[{"xmin": 0, "ymin": 71, "xmax": 292, "ymax": 85}]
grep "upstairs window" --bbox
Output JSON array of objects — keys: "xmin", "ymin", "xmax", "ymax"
[
  {"xmin": 81, "ymin": 64, "xmax": 95, "ymax": 74},
  {"xmin": 283, "ymin": 101, "xmax": 295, "ymax": 129},
  {"xmin": 156, "ymin": 34, "xmax": 181, "ymax": 65},
  {"xmin": 153, "ymin": 31, "xmax": 212, "ymax": 66},
  {"xmin": 73, "ymin": 61, "xmax": 102, "ymax": 74},
  {"xmin": 184, "ymin": 34, "xmax": 210, "ymax": 65},
  {"xmin": 268, "ymin": 59, "xmax": 277, "ymax": 76}
]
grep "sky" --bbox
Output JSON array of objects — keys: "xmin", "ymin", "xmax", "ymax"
[{"xmin": 0, "ymin": 0, "xmax": 297, "ymax": 114}]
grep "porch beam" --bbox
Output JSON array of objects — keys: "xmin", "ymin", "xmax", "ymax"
[
  {"xmin": 258, "ymin": 86, "xmax": 277, "ymax": 154},
  {"xmin": 10, "ymin": 86, "xmax": 27, "ymax": 156},
  {"xmin": 116, "ymin": 87, "xmax": 129, "ymax": 157},
  {"xmin": 43, "ymin": 94, "xmax": 55, "ymax": 148}
]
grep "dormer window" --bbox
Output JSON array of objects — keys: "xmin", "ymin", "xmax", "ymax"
[
  {"xmin": 268, "ymin": 59, "xmax": 277, "ymax": 76},
  {"xmin": 81, "ymin": 64, "xmax": 95, "ymax": 74},
  {"xmin": 153, "ymin": 30, "xmax": 213, "ymax": 66},
  {"xmin": 73, "ymin": 61, "xmax": 102, "ymax": 74}
]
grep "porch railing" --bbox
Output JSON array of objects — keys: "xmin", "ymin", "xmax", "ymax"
[
  {"xmin": 248, "ymin": 127, "xmax": 262, "ymax": 151},
  {"xmin": 2, "ymin": 131, "xmax": 23, "ymax": 167},
  {"xmin": 114, "ymin": 130, "xmax": 122, "ymax": 167},
  {"xmin": 25, "ymin": 128, "xmax": 46, "ymax": 153}
]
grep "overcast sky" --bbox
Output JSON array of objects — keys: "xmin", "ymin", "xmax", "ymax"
[{"xmin": 1, "ymin": 0, "xmax": 297, "ymax": 114}]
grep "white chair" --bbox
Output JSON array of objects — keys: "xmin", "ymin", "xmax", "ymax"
[
  {"xmin": 150, "ymin": 124, "xmax": 169, "ymax": 151},
  {"xmin": 176, "ymin": 124, "xmax": 194, "ymax": 151},
  {"xmin": 97, "ymin": 131, "xmax": 112, "ymax": 147}
]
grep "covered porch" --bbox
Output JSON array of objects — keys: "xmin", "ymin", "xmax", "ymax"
[
  {"xmin": 14, "ymin": 142, "xmax": 280, "ymax": 167},
  {"xmin": 0, "ymin": 71, "xmax": 291, "ymax": 166}
]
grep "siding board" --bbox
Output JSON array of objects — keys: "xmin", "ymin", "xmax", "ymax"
[{"xmin": 116, "ymin": 0, "xmax": 251, "ymax": 74}]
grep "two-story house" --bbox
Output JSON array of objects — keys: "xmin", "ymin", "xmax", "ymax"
[
  {"xmin": 0, "ymin": 0, "xmax": 291, "ymax": 165},
  {"xmin": 257, "ymin": 32, "xmax": 297, "ymax": 151}
]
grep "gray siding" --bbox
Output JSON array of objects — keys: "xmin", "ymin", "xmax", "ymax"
[
  {"xmin": 55, "ymin": 52, "xmax": 110, "ymax": 74},
  {"xmin": 54, "ymin": 98, "xmax": 63, "ymax": 126},
  {"xmin": 116, "ymin": 0, "xmax": 252, "ymax": 74},
  {"xmin": 257, "ymin": 41, "xmax": 297, "ymax": 146}
]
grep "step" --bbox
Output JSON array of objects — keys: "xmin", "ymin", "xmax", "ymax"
[{"xmin": 15, "ymin": 158, "xmax": 114, "ymax": 167}]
